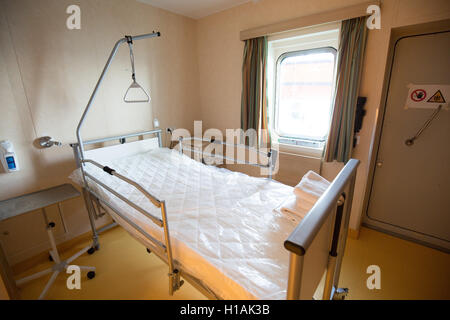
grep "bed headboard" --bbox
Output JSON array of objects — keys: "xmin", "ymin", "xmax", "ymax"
[{"xmin": 70, "ymin": 129, "xmax": 162, "ymax": 167}]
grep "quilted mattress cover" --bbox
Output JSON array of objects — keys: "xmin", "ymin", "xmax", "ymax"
[{"xmin": 70, "ymin": 147, "xmax": 298, "ymax": 300}]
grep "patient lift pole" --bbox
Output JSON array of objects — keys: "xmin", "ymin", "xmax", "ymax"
[
  {"xmin": 75, "ymin": 31, "xmax": 160, "ymax": 251},
  {"xmin": 74, "ymin": 31, "xmax": 185, "ymax": 295}
]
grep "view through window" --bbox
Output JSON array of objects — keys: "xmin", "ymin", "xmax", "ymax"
[{"xmin": 275, "ymin": 48, "xmax": 336, "ymax": 142}]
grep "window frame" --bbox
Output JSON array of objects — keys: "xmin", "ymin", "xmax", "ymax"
[
  {"xmin": 273, "ymin": 46, "xmax": 337, "ymax": 145},
  {"xmin": 266, "ymin": 22, "xmax": 341, "ymax": 156}
]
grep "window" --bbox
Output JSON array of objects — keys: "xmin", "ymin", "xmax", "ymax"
[
  {"xmin": 275, "ymin": 48, "xmax": 336, "ymax": 142},
  {"xmin": 268, "ymin": 24, "xmax": 340, "ymax": 152}
]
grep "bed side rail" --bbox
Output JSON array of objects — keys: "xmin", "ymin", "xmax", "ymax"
[
  {"xmin": 80, "ymin": 158, "xmax": 182, "ymax": 295},
  {"xmin": 178, "ymin": 137, "xmax": 278, "ymax": 178},
  {"xmin": 284, "ymin": 159, "xmax": 359, "ymax": 300},
  {"xmin": 82, "ymin": 159, "xmax": 163, "ymax": 224}
]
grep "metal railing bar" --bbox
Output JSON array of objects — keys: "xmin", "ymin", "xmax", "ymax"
[
  {"xmin": 84, "ymin": 172, "xmax": 163, "ymax": 227},
  {"xmin": 88, "ymin": 189, "xmax": 166, "ymax": 252},
  {"xmin": 286, "ymin": 253, "xmax": 304, "ymax": 300},
  {"xmin": 97, "ymin": 222, "xmax": 118, "ymax": 234},
  {"xmin": 131, "ymin": 32, "xmax": 161, "ymax": 41},
  {"xmin": 82, "ymin": 159, "xmax": 161, "ymax": 208},
  {"xmin": 182, "ymin": 147, "xmax": 271, "ymax": 168},
  {"xmin": 70, "ymin": 129, "xmax": 162, "ymax": 147},
  {"xmin": 184, "ymin": 137, "xmax": 272, "ymax": 156}
]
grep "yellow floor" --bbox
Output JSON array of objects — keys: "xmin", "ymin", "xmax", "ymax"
[
  {"xmin": 16, "ymin": 227, "xmax": 206, "ymax": 300},
  {"xmin": 340, "ymin": 227, "xmax": 450, "ymax": 300},
  {"xmin": 16, "ymin": 226, "xmax": 450, "ymax": 300}
]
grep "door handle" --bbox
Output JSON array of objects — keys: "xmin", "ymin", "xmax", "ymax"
[{"xmin": 405, "ymin": 105, "xmax": 443, "ymax": 146}]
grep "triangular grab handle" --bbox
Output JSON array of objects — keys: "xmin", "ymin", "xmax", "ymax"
[{"xmin": 123, "ymin": 36, "xmax": 151, "ymax": 103}]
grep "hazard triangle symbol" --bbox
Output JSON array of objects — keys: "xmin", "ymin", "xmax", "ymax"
[{"xmin": 427, "ymin": 90, "xmax": 446, "ymax": 103}]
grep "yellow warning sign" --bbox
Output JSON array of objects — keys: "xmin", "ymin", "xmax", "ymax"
[{"xmin": 427, "ymin": 90, "xmax": 446, "ymax": 103}]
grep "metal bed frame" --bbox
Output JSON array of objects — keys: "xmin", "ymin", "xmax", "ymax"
[{"xmin": 71, "ymin": 32, "xmax": 360, "ymax": 300}]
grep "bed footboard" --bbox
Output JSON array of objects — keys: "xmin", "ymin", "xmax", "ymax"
[{"xmin": 284, "ymin": 159, "xmax": 359, "ymax": 300}]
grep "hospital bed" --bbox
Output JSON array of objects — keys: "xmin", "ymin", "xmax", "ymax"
[
  {"xmin": 69, "ymin": 130, "xmax": 359, "ymax": 300},
  {"xmin": 69, "ymin": 32, "xmax": 359, "ymax": 300}
]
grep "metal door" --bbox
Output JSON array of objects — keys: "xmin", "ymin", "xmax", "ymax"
[{"xmin": 364, "ymin": 30, "xmax": 450, "ymax": 252}]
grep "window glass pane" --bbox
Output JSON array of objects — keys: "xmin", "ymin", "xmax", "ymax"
[{"xmin": 276, "ymin": 50, "xmax": 335, "ymax": 140}]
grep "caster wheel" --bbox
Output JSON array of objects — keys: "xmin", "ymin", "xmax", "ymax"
[
  {"xmin": 87, "ymin": 247, "xmax": 95, "ymax": 255},
  {"xmin": 87, "ymin": 271, "xmax": 96, "ymax": 279}
]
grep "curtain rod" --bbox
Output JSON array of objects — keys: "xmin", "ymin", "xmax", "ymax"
[{"xmin": 240, "ymin": 0, "xmax": 380, "ymax": 41}]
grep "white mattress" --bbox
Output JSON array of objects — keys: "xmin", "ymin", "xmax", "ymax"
[{"xmin": 70, "ymin": 147, "xmax": 299, "ymax": 300}]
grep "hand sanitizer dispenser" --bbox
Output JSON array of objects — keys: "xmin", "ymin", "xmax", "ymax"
[{"xmin": 0, "ymin": 140, "xmax": 20, "ymax": 172}]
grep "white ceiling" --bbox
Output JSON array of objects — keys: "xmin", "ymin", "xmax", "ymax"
[{"xmin": 136, "ymin": 0, "xmax": 253, "ymax": 19}]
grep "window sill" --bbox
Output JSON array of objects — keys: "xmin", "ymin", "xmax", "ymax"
[{"xmin": 277, "ymin": 142, "xmax": 324, "ymax": 159}]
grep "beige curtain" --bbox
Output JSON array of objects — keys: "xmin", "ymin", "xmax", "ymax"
[
  {"xmin": 241, "ymin": 36, "xmax": 271, "ymax": 148},
  {"xmin": 325, "ymin": 17, "xmax": 368, "ymax": 162}
]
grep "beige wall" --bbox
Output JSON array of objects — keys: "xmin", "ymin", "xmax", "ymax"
[
  {"xmin": 196, "ymin": 0, "xmax": 450, "ymax": 231},
  {"xmin": 0, "ymin": 0, "xmax": 200, "ymax": 264}
]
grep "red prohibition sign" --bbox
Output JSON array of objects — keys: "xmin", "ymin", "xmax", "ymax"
[{"xmin": 411, "ymin": 89, "xmax": 427, "ymax": 102}]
